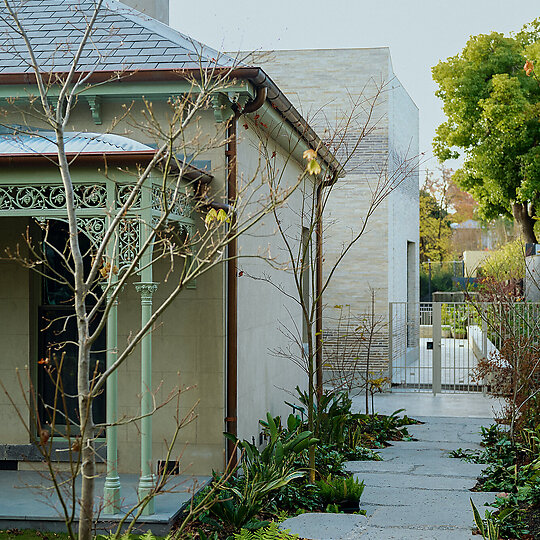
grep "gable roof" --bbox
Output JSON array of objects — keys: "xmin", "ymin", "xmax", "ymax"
[{"xmin": 0, "ymin": 0, "xmax": 237, "ymax": 73}]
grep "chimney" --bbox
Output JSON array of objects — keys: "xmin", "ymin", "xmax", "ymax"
[{"xmin": 120, "ymin": 0, "xmax": 169, "ymax": 25}]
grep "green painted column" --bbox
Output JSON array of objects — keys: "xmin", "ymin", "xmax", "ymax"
[
  {"xmin": 134, "ymin": 281, "xmax": 158, "ymax": 515},
  {"xmin": 102, "ymin": 282, "xmax": 121, "ymax": 514}
]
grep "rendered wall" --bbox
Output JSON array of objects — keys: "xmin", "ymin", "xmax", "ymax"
[
  {"xmin": 0, "ymin": 218, "xmax": 31, "ymax": 444},
  {"xmin": 235, "ymin": 121, "xmax": 309, "ymax": 445}
]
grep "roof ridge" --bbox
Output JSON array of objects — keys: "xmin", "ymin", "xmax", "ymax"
[{"xmin": 103, "ymin": 0, "xmax": 237, "ymax": 67}]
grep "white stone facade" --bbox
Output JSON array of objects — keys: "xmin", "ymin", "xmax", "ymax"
[{"xmin": 248, "ymin": 48, "xmax": 420, "ymax": 378}]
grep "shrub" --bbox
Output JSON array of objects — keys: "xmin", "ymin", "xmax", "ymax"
[{"xmin": 316, "ymin": 474, "xmax": 365, "ymax": 510}]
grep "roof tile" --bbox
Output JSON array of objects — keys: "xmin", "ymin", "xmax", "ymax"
[{"xmin": 0, "ymin": 0, "xmax": 238, "ymax": 73}]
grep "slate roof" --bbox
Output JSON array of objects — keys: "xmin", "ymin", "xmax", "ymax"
[{"xmin": 0, "ymin": 0, "xmax": 238, "ymax": 73}]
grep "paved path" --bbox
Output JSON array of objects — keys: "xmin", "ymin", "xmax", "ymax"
[
  {"xmin": 282, "ymin": 394, "xmax": 498, "ymax": 540},
  {"xmin": 351, "ymin": 415, "xmax": 495, "ymax": 539}
]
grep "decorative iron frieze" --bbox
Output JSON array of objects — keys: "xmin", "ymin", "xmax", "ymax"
[
  {"xmin": 151, "ymin": 186, "xmax": 191, "ymax": 219},
  {"xmin": 116, "ymin": 184, "xmax": 141, "ymax": 209},
  {"xmin": 77, "ymin": 217, "xmax": 106, "ymax": 247},
  {"xmin": 0, "ymin": 184, "xmax": 107, "ymax": 211},
  {"xmin": 118, "ymin": 218, "xmax": 140, "ymax": 269}
]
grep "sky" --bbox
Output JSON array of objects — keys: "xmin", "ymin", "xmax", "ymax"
[{"xmin": 170, "ymin": 0, "xmax": 540, "ymax": 177}]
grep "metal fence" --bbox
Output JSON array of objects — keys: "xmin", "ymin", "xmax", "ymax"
[{"xmin": 389, "ymin": 301, "xmax": 540, "ymax": 394}]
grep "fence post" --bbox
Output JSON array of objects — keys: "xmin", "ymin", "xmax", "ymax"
[
  {"xmin": 432, "ymin": 302, "xmax": 442, "ymax": 395},
  {"xmin": 388, "ymin": 302, "xmax": 393, "ymax": 391},
  {"xmin": 482, "ymin": 306, "xmax": 488, "ymax": 395}
]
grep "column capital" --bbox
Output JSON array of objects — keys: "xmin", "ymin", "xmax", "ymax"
[
  {"xmin": 100, "ymin": 281, "xmax": 124, "ymax": 303},
  {"xmin": 134, "ymin": 282, "xmax": 159, "ymax": 302}
]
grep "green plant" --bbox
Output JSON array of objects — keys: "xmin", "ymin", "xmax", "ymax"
[
  {"xmin": 313, "ymin": 444, "xmax": 346, "ymax": 477},
  {"xmin": 210, "ymin": 413, "xmax": 318, "ymax": 530},
  {"xmin": 234, "ymin": 523, "xmax": 298, "ymax": 540},
  {"xmin": 271, "ymin": 480, "xmax": 323, "ymax": 513},
  {"xmin": 352, "ymin": 409, "xmax": 414, "ymax": 445},
  {"xmin": 296, "ymin": 388, "xmax": 354, "ymax": 446},
  {"xmin": 341, "ymin": 445, "xmax": 382, "ymax": 462},
  {"xmin": 470, "ymin": 499, "xmax": 502, "ymax": 539},
  {"xmin": 449, "ymin": 448, "xmax": 485, "ymax": 463},
  {"xmin": 315, "ymin": 475, "xmax": 365, "ymax": 510}
]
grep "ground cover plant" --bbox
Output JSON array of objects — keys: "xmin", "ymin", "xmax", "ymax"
[
  {"xmin": 181, "ymin": 389, "xmax": 418, "ymax": 539},
  {"xmin": 444, "ymin": 252, "xmax": 540, "ymax": 538},
  {"xmin": 451, "ymin": 424, "xmax": 540, "ymax": 539}
]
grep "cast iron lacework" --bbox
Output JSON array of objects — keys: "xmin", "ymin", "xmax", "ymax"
[
  {"xmin": 77, "ymin": 217, "xmax": 106, "ymax": 247},
  {"xmin": 0, "ymin": 184, "xmax": 107, "ymax": 210},
  {"xmin": 116, "ymin": 184, "xmax": 141, "ymax": 209},
  {"xmin": 118, "ymin": 218, "xmax": 140, "ymax": 269},
  {"xmin": 151, "ymin": 186, "xmax": 191, "ymax": 219}
]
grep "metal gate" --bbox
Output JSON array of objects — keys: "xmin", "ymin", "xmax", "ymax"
[{"xmin": 389, "ymin": 302, "xmax": 487, "ymax": 393}]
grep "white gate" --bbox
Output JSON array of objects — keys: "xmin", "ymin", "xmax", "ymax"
[{"xmin": 389, "ymin": 302, "xmax": 487, "ymax": 393}]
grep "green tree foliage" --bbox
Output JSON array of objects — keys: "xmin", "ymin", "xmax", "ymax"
[
  {"xmin": 419, "ymin": 188, "xmax": 452, "ymax": 262},
  {"xmin": 432, "ymin": 21, "xmax": 540, "ymax": 243},
  {"xmin": 480, "ymin": 239, "xmax": 526, "ymax": 280}
]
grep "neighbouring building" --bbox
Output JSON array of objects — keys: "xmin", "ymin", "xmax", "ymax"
[
  {"xmin": 245, "ymin": 48, "xmax": 420, "ymax": 386},
  {"xmin": 0, "ymin": 0, "xmax": 341, "ymax": 518}
]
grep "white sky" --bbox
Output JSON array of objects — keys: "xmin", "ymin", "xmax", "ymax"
[{"xmin": 170, "ymin": 0, "xmax": 540, "ymax": 176}]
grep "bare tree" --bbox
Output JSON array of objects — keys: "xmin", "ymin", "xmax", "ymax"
[
  {"xmin": 247, "ymin": 83, "xmax": 419, "ymax": 480},
  {"xmin": 0, "ymin": 1, "xmax": 315, "ymax": 536}
]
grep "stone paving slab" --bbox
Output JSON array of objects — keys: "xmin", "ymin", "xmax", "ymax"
[
  {"xmin": 280, "ymin": 513, "xmax": 367, "ymax": 540},
  {"xmin": 376, "ymin": 446, "xmax": 481, "ymax": 464},
  {"xmin": 407, "ymin": 419, "xmax": 486, "ymax": 444},
  {"xmin": 348, "ymin": 458, "xmax": 486, "ymax": 478},
  {"xmin": 381, "ymin": 439, "xmax": 484, "ymax": 452},
  {"xmin": 355, "ymin": 526, "xmax": 476, "ymax": 539},
  {"xmin": 358, "ymin": 471, "xmax": 481, "ymax": 490},
  {"xmin": 360, "ymin": 486, "xmax": 494, "ymax": 510},
  {"xmin": 345, "ymin": 461, "xmax": 416, "ymax": 474},
  {"xmin": 362, "ymin": 492, "xmax": 493, "ymax": 529}
]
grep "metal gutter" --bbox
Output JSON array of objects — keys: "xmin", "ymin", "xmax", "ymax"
[{"xmin": 0, "ymin": 67, "xmax": 343, "ymax": 177}]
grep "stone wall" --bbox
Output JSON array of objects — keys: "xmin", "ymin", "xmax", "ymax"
[{"xmin": 247, "ymin": 48, "xmax": 420, "ymax": 381}]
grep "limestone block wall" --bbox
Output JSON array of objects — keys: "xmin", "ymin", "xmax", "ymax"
[
  {"xmin": 387, "ymin": 63, "xmax": 420, "ymax": 355},
  {"xmin": 248, "ymin": 48, "xmax": 419, "ymax": 378},
  {"xmin": 119, "ymin": 0, "xmax": 169, "ymax": 24}
]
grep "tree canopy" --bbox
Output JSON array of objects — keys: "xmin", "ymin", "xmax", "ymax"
[
  {"xmin": 432, "ymin": 20, "xmax": 540, "ymax": 243},
  {"xmin": 419, "ymin": 187, "xmax": 452, "ymax": 263}
]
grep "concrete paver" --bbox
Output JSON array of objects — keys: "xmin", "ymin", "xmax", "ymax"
[
  {"xmin": 282, "ymin": 393, "xmax": 498, "ymax": 539},
  {"xmin": 280, "ymin": 513, "xmax": 367, "ymax": 540}
]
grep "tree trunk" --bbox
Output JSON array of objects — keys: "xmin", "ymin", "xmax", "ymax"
[
  {"xmin": 512, "ymin": 202, "xmax": 537, "ymax": 243},
  {"xmin": 56, "ymin": 129, "xmax": 95, "ymax": 540},
  {"xmin": 78, "ymin": 388, "xmax": 95, "ymax": 540}
]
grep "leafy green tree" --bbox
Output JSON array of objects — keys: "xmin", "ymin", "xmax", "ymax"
[
  {"xmin": 432, "ymin": 21, "xmax": 540, "ymax": 243},
  {"xmin": 419, "ymin": 187, "xmax": 452, "ymax": 263}
]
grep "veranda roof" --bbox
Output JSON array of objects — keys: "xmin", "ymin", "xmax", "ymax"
[{"xmin": 0, "ymin": 127, "xmax": 154, "ymax": 155}]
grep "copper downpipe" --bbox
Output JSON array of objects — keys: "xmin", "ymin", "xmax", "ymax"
[{"xmin": 225, "ymin": 113, "xmax": 239, "ymax": 467}]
